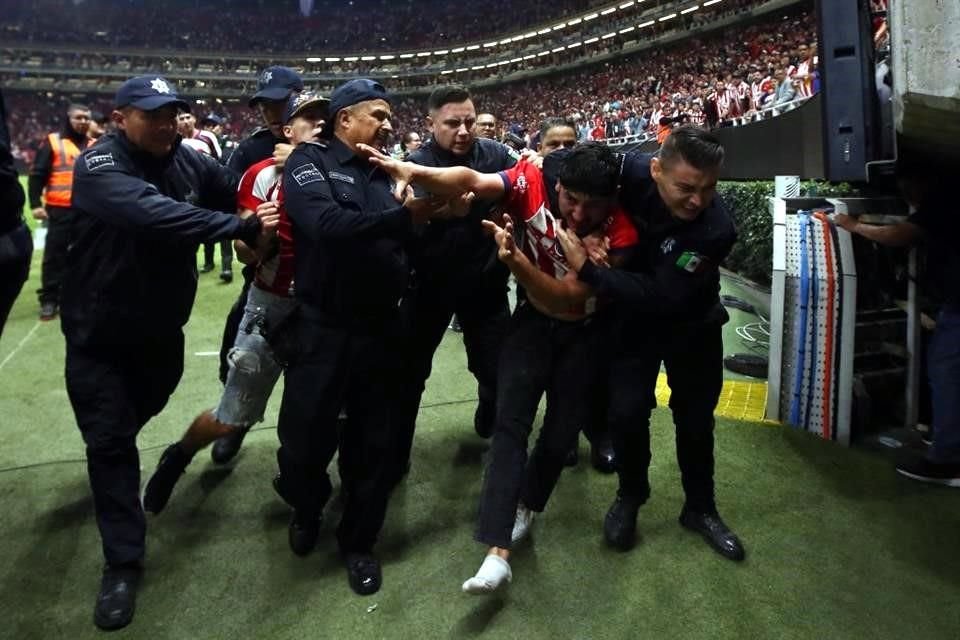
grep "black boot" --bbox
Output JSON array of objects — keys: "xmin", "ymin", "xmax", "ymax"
[
  {"xmin": 288, "ymin": 510, "xmax": 320, "ymax": 557},
  {"xmin": 344, "ymin": 552, "xmax": 382, "ymax": 595},
  {"xmin": 589, "ymin": 435, "xmax": 616, "ymax": 474},
  {"xmin": 93, "ymin": 563, "xmax": 142, "ymax": 630},
  {"xmin": 603, "ymin": 492, "xmax": 641, "ymax": 551}
]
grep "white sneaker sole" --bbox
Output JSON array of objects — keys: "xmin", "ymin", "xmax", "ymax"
[{"xmin": 896, "ymin": 468, "xmax": 960, "ymax": 487}]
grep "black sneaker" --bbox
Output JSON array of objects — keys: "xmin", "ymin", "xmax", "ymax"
[
  {"xmin": 210, "ymin": 426, "xmax": 250, "ymax": 464},
  {"xmin": 142, "ymin": 444, "xmax": 192, "ymax": 514},
  {"xmin": 200, "ymin": 263, "xmax": 215, "ymax": 273},
  {"xmin": 219, "ymin": 269, "xmax": 234, "ymax": 284},
  {"xmin": 896, "ymin": 456, "xmax": 960, "ymax": 487}
]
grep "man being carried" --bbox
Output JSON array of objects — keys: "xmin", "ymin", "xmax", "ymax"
[
  {"xmin": 142, "ymin": 92, "xmax": 329, "ymax": 514},
  {"xmin": 362, "ymin": 139, "xmax": 638, "ymax": 593}
]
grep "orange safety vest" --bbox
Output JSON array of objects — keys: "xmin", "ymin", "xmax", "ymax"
[
  {"xmin": 656, "ymin": 123, "xmax": 671, "ymax": 145},
  {"xmin": 44, "ymin": 133, "xmax": 87, "ymax": 208}
]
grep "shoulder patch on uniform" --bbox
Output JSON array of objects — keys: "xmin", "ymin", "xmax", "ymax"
[
  {"xmin": 328, "ymin": 171, "xmax": 355, "ymax": 185},
  {"xmin": 84, "ymin": 151, "xmax": 115, "ymax": 171},
  {"xmin": 675, "ymin": 250, "xmax": 709, "ymax": 273},
  {"xmin": 291, "ymin": 163, "xmax": 325, "ymax": 187}
]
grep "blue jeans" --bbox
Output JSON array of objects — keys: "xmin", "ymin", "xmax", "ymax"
[
  {"xmin": 213, "ymin": 285, "xmax": 296, "ymax": 427},
  {"xmin": 928, "ymin": 306, "xmax": 960, "ymax": 464}
]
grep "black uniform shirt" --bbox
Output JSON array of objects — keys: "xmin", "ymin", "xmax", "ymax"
[
  {"xmin": 283, "ymin": 136, "xmax": 414, "ymax": 323},
  {"xmin": 227, "ymin": 127, "xmax": 283, "ymax": 176},
  {"xmin": 63, "ymin": 132, "xmax": 260, "ymax": 347},
  {"xmin": 407, "ymin": 137, "xmax": 516, "ymax": 281},
  {"xmin": 579, "ymin": 152, "xmax": 737, "ymax": 324}
]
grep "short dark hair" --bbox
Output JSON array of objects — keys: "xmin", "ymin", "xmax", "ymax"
[
  {"xmin": 427, "ymin": 85, "xmax": 471, "ymax": 112},
  {"xmin": 402, "ymin": 131, "xmax": 420, "ymax": 145},
  {"xmin": 659, "ymin": 126, "xmax": 724, "ymax": 171},
  {"xmin": 557, "ymin": 142, "xmax": 620, "ymax": 198},
  {"xmin": 539, "ymin": 116, "xmax": 576, "ymax": 140},
  {"xmin": 67, "ymin": 103, "xmax": 89, "ymax": 115},
  {"xmin": 90, "ymin": 110, "xmax": 108, "ymax": 125}
]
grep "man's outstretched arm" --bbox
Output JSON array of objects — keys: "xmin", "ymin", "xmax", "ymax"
[{"xmin": 359, "ymin": 143, "xmax": 505, "ymax": 201}]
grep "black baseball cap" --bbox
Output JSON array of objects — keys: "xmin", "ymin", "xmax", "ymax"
[
  {"xmin": 283, "ymin": 91, "xmax": 330, "ymax": 124},
  {"xmin": 115, "ymin": 75, "xmax": 190, "ymax": 111},
  {"xmin": 321, "ymin": 78, "xmax": 390, "ymax": 138},
  {"xmin": 201, "ymin": 113, "xmax": 224, "ymax": 126},
  {"xmin": 249, "ymin": 66, "xmax": 304, "ymax": 107}
]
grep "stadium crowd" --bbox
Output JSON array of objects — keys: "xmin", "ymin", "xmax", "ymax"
[
  {"xmin": 5, "ymin": 6, "xmax": 816, "ymax": 166},
  {"xmin": 3, "ymin": 0, "xmax": 614, "ymax": 53}
]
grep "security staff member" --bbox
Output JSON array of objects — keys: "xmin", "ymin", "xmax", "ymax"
[
  {"xmin": 0, "ymin": 88, "xmax": 31, "ymax": 338},
  {"xmin": 210, "ymin": 65, "xmax": 304, "ymax": 464},
  {"xmin": 62, "ymin": 75, "xmax": 277, "ymax": 631},
  {"xmin": 29, "ymin": 102, "xmax": 90, "ymax": 320},
  {"xmin": 556, "ymin": 127, "xmax": 745, "ymax": 562},
  {"xmin": 394, "ymin": 85, "xmax": 516, "ymax": 477},
  {"xmin": 279, "ymin": 78, "xmax": 448, "ymax": 596}
]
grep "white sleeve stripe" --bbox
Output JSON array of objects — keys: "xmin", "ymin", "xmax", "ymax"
[{"xmin": 251, "ymin": 165, "xmax": 281, "ymax": 202}]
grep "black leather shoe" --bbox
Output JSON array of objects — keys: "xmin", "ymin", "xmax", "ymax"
[
  {"xmin": 564, "ymin": 448, "xmax": 579, "ymax": 467},
  {"xmin": 603, "ymin": 493, "xmax": 640, "ymax": 551},
  {"xmin": 590, "ymin": 437, "xmax": 616, "ymax": 474},
  {"xmin": 143, "ymin": 443, "xmax": 192, "ymax": 514},
  {"xmin": 219, "ymin": 270, "xmax": 233, "ymax": 284},
  {"xmin": 94, "ymin": 564, "xmax": 142, "ymax": 631},
  {"xmin": 210, "ymin": 426, "xmax": 250, "ymax": 464},
  {"xmin": 679, "ymin": 510, "xmax": 746, "ymax": 562},
  {"xmin": 288, "ymin": 511, "xmax": 320, "ymax": 556},
  {"xmin": 344, "ymin": 553, "xmax": 382, "ymax": 595},
  {"xmin": 200, "ymin": 263, "xmax": 215, "ymax": 273}
]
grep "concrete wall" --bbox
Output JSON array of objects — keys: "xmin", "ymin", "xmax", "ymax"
[{"xmin": 891, "ymin": 0, "xmax": 960, "ymax": 158}]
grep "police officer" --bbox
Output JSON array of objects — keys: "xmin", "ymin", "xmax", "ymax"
[
  {"xmin": 227, "ymin": 66, "xmax": 303, "ymax": 176},
  {"xmin": 62, "ymin": 75, "xmax": 277, "ymax": 630},
  {"xmin": 279, "ymin": 78, "xmax": 450, "ymax": 596},
  {"xmin": 557, "ymin": 126, "xmax": 746, "ymax": 562},
  {"xmin": 29, "ymin": 102, "xmax": 90, "ymax": 320},
  {"xmin": 393, "ymin": 84, "xmax": 516, "ymax": 477},
  {"xmin": 210, "ymin": 65, "xmax": 304, "ymax": 463},
  {"xmin": 0, "ymin": 88, "xmax": 31, "ymax": 338}
]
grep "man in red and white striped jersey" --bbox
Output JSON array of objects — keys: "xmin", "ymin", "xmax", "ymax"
[
  {"xmin": 142, "ymin": 92, "xmax": 330, "ymax": 514},
  {"xmin": 359, "ymin": 134, "xmax": 638, "ymax": 594}
]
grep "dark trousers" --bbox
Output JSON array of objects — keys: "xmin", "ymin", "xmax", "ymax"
[
  {"xmin": 201, "ymin": 239, "xmax": 234, "ymax": 272},
  {"xmin": 475, "ymin": 302, "xmax": 601, "ymax": 549},
  {"xmin": 37, "ymin": 204, "xmax": 74, "ymax": 305},
  {"xmin": 928, "ymin": 306, "xmax": 960, "ymax": 464},
  {"xmin": 0, "ymin": 222, "xmax": 32, "ymax": 338},
  {"xmin": 393, "ymin": 277, "xmax": 510, "ymax": 467},
  {"xmin": 65, "ymin": 332, "xmax": 185, "ymax": 565},
  {"xmin": 276, "ymin": 313, "xmax": 401, "ymax": 554},
  {"xmin": 609, "ymin": 320, "xmax": 724, "ymax": 514}
]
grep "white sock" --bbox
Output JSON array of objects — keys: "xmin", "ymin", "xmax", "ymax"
[{"xmin": 462, "ymin": 554, "xmax": 512, "ymax": 595}]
